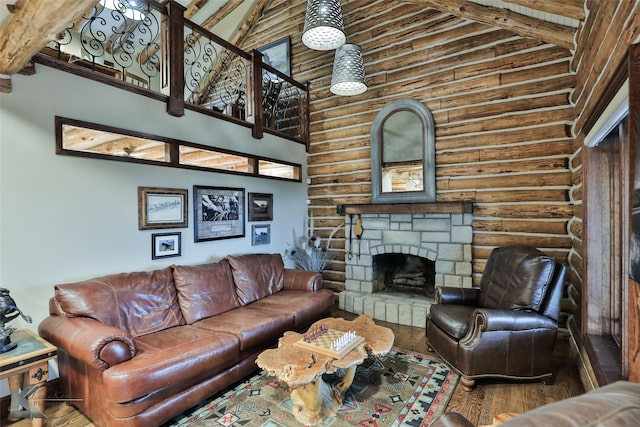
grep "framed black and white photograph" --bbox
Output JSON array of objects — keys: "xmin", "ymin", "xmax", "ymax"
[
  {"xmin": 194, "ymin": 185, "xmax": 245, "ymax": 242},
  {"xmin": 252, "ymin": 224, "xmax": 270, "ymax": 246},
  {"xmin": 138, "ymin": 187, "xmax": 188, "ymax": 230},
  {"xmin": 258, "ymin": 36, "xmax": 291, "ymax": 76},
  {"xmin": 248, "ymin": 192, "xmax": 273, "ymax": 222},
  {"xmin": 152, "ymin": 232, "xmax": 181, "ymax": 259}
]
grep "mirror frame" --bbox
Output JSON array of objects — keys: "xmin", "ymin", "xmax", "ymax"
[{"xmin": 370, "ymin": 99, "xmax": 435, "ymax": 203}]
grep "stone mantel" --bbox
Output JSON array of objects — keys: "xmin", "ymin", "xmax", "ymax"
[{"xmin": 336, "ymin": 202, "xmax": 473, "ymax": 215}]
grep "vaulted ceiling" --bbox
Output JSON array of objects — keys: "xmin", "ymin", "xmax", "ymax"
[
  {"xmin": 172, "ymin": 0, "xmax": 585, "ymax": 49},
  {"xmin": 0, "ymin": 0, "xmax": 586, "ymax": 76}
]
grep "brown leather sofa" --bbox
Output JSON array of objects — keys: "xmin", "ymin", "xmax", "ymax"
[
  {"xmin": 428, "ymin": 380, "xmax": 640, "ymax": 427},
  {"xmin": 38, "ymin": 253, "xmax": 334, "ymax": 427},
  {"xmin": 426, "ymin": 245, "xmax": 567, "ymax": 391}
]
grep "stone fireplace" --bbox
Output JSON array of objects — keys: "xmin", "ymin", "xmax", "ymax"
[{"xmin": 338, "ymin": 202, "xmax": 473, "ymax": 327}]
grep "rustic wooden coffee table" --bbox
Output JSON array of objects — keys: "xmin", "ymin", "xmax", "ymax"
[{"xmin": 256, "ymin": 315, "xmax": 394, "ymax": 425}]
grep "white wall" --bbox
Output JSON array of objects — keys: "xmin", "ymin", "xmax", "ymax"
[{"xmin": 0, "ymin": 66, "xmax": 310, "ymax": 390}]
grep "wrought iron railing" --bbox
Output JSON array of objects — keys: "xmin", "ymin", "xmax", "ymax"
[
  {"xmin": 260, "ymin": 62, "xmax": 309, "ymax": 140},
  {"xmin": 34, "ymin": 0, "xmax": 309, "ymax": 146},
  {"xmin": 181, "ymin": 20, "xmax": 251, "ymax": 122}
]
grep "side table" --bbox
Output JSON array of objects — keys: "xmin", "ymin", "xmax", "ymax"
[{"xmin": 0, "ymin": 328, "xmax": 57, "ymax": 427}]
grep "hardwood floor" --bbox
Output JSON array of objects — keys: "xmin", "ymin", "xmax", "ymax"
[{"xmin": 2, "ymin": 306, "xmax": 584, "ymax": 426}]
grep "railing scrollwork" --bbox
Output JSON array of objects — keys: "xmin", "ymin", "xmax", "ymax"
[{"xmin": 35, "ymin": 0, "xmax": 309, "ymax": 147}]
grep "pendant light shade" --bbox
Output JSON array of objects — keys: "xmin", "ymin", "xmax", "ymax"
[
  {"xmin": 330, "ymin": 43, "xmax": 367, "ymax": 96},
  {"xmin": 302, "ymin": 0, "xmax": 346, "ymax": 51}
]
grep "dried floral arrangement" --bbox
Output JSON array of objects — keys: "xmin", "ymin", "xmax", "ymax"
[{"xmin": 285, "ymin": 214, "xmax": 344, "ymax": 272}]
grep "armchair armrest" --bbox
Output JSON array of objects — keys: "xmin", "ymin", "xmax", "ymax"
[
  {"xmin": 472, "ymin": 308, "xmax": 558, "ymax": 332},
  {"xmin": 460, "ymin": 308, "xmax": 558, "ymax": 354},
  {"xmin": 283, "ymin": 269, "xmax": 322, "ymax": 291},
  {"xmin": 38, "ymin": 315, "xmax": 136, "ymax": 370},
  {"xmin": 437, "ymin": 286, "xmax": 480, "ymax": 306}
]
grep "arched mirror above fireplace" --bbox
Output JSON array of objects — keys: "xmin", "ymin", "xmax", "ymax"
[{"xmin": 370, "ymin": 99, "xmax": 435, "ymax": 203}]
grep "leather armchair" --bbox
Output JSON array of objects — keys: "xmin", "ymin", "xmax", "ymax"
[{"xmin": 426, "ymin": 245, "xmax": 567, "ymax": 391}]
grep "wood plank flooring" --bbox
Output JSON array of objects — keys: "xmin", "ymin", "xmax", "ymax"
[{"xmin": 2, "ymin": 305, "xmax": 584, "ymax": 426}]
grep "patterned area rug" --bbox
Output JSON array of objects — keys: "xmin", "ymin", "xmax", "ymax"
[{"xmin": 167, "ymin": 348, "xmax": 459, "ymax": 427}]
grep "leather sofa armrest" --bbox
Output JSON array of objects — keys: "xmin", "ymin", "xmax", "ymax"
[
  {"xmin": 428, "ymin": 412, "xmax": 474, "ymax": 427},
  {"xmin": 39, "ymin": 315, "xmax": 137, "ymax": 370},
  {"xmin": 437, "ymin": 286, "xmax": 480, "ymax": 306},
  {"xmin": 282, "ymin": 268, "xmax": 323, "ymax": 291}
]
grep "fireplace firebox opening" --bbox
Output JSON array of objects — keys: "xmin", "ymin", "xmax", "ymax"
[{"xmin": 373, "ymin": 253, "xmax": 435, "ymax": 298}]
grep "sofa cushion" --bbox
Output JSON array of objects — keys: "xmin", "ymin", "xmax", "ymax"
[
  {"xmin": 54, "ymin": 267, "xmax": 184, "ymax": 337},
  {"xmin": 193, "ymin": 306, "xmax": 295, "ymax": 351},
  {"xmin": 172, "ymin": 259, "xmax": 240, "ymax": 324},
  {"xmin": 498, "ymin": 381, "xmax": 640, "ymax": 427},
  {"xmin": 249, "ymin": 289, "xmax": 334, "ymax": 329},
  {"xmin": 103, "ymin": 325, "xmax": 240, "ymax": 413},
  {"xmin": 431, "ymin": 381, "xmax": 640, "ymax": 427},
  {"xmin": 227, "ymin": 253, "xmax": 285, "ymax": 305}
]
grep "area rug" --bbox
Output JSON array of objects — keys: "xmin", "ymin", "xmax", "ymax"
[{"xmin": 166, "ymin": 348, "xmax": 459, "ymax": 427}]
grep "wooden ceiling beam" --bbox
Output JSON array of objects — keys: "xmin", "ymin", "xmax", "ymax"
[
  {"xmin": 505, "ymin": 0, "xmax": 585, "ymax": 21},
  {"xmin": 201, "ymin": 0, "xmax": 245, "ymax": 32},
  {"xmin": 230, "ymin": 0, "xmax": 272, "ymax": 46},
  {"xmin": 184, "ymin": 0, "xmax": 211, "ymax": 20},
  {"xmin": 404, "ymin": 0, "xmax": 576, "ymax": 50},
  {"xmin": 0, "ymin": 0, "xmax": 99, "ymax": 75}
]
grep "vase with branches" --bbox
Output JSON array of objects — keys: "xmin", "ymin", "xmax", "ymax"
[{"xmin": 285, "ymin": 213, "xmax": 343, "ymax": 272}]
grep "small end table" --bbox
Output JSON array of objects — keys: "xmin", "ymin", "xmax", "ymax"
[{"xmin": 0, "ymin": 328, "xmax": 57, "ymax": 427}]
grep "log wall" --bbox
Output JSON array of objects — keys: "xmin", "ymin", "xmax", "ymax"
[
  {"xmin": 241, "ymin": 0, "xmax": 576, "ymax": 291},
  {"xmin": 570, "ymin": 0, "xmax": 640, "ymax": 384}
]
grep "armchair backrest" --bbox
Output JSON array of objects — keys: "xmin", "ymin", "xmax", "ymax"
[
  {"xmin": 538, "ymin": 262, "xmax": 567, "ymax": 322},
  {"xmin": 478, "ymin": 245, "xmax": 561, "ymax": 315}
]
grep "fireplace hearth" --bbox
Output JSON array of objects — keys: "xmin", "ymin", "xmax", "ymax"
[{"xmin": 338, "ymin": 202, "xmax": 473, "ymax": 326}]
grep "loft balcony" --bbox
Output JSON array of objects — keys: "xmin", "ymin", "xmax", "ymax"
[{"xmin": 32, "ymin": 0, "xmax": 309, "ymax": 148}]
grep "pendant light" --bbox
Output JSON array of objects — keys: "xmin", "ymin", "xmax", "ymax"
[
  {"xmin": 330, "ymin": 43, "xmax": 367, "ymax": 96},
  {"xmin": 302, "ymin": 0, "xmax": 346, "ymax": 51},
  {"xmin": 328, "ymin": 0, "xmax": 366, "ymax": 96}
]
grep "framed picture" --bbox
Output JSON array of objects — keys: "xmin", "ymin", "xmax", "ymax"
[
  {"xmin": 252, "ymin": 224, "xmax": 270, "ymax": 246},
  {"xmin": 152, "ymin": 232, "xmax": 181, "ymax": 259},
  {"xmin": 258, "ymin": 36, "xmax": 291, "ymax": 76},
  {"xmin": 194, "ymin": 185, "xmax": 245, "ymax": 242},
  {"xmin": 248, "ymin": 192, "xmax": 273, "ymax": 221},
  {"xmin": 138, "ymin": 187, "xmax": 188, "ymax": 230}
]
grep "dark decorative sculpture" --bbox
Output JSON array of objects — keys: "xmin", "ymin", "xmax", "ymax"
[{"xmin": 0, "ymin": 288, "xmax": 32, "ymax": 353}]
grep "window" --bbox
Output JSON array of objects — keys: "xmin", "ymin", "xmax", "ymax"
[
  {"xmin": 60, "ymin": 123, "xmax": 170, "ymax": 162},
  {"xmin": 179, "ymin": 146, "xmax": 254, "ymax": 173},
  {"xmin": 56, "ymin": 117, "xmax": 301, "ymax": 182},
  {"xmin": 585, "ymin": 118, "xmax": 626, "ymax": 343},
  {"xmin": 583, "ymin": 81, "xmax": 629, "ymax": 382}
]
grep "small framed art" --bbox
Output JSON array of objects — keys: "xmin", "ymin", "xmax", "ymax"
[
  {"xmin": 252, "ymin": 224, "xmax": 270, "ymax": 246},
  {"xmin": 138, "ymin": 187, "xmax": 188, "ymax": 230},
  {"xmin": 194, "ymin": 185, "xmax": 245, "ymax": 242},
  {"xmin": 248, "ymin": 192, "xmax": 273, "ymax": 221},
  {"xmin": 152, "ymin": 232, "xmax": 181, "ymax": 259},
  {"xmin": 258, "ymin": 36, "xmax": 291, "ymax": 76}
]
